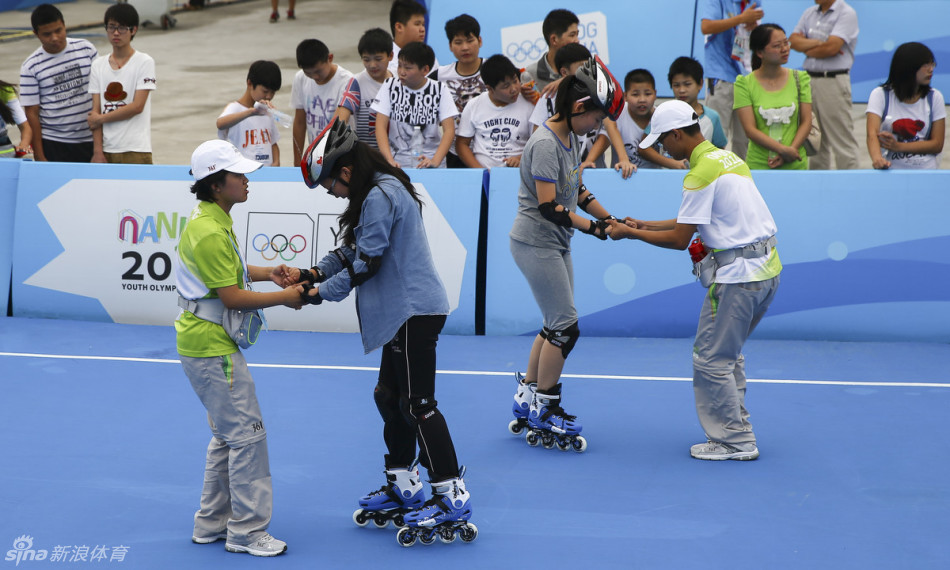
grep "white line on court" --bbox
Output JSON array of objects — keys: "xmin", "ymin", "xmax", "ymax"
[{"xmin": 1, "ymin": 350, "xmax": 948, "ymax": 388}]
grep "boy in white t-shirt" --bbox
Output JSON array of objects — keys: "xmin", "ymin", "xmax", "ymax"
[
  {"xmin": 456, "ymin": 54, "xmax": 534, "ymax": 168},
  {"xmin": 336, "ymin": 28, "xmax": 393, "ymax": 149},
  {"xmin": 387, "ymin": 0, "xmax": 438, "ymax": 75},
  {"xmin": 87, "ymin": 3, "xmax": 156, "ymax": 164},
  {"xmin": 613, "ymin": 68, "xmax": 661, "ymax": 170},
  {"xmin": 430, "ymin": 14, "xmax": 487, "ymax": 167},
  {"xmin": 291, "ymin": 39, "xmax": 358, "ymax": 166},
  {"xmin": 216, "ymin": 61, "xmax": 282, "ymax": 166},
  {"xmin": 372, "ymin": 42, "xmax": 458, "ymax": 168}
]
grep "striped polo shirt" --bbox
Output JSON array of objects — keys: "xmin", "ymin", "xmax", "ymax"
[{"xmin": 19, "ymin": 38, "xmax": 98, "ymax": 143}]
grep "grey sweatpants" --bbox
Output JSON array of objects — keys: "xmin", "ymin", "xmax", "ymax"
[
  {"xmin": 510, "ymin": 238, "xmax": 577, "ymax": 331},
  {"xmin": 692, "ymin": 276, "xmax": 779, "ymax": 446},
  {"xmin": 181, "ymin": 351, "xmax": 273, "ymax": 545}
]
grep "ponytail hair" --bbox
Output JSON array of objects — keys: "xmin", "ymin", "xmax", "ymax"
[{"xmin": 550, "ymin": 75, "xmax": 598, "ymax": 122}]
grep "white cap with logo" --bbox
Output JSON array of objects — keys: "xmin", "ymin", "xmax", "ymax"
[
  {"xmin": 190, "ymin": 140, "xmax": 262, "ymax": 181},
  {"xmin": 639, "ymin": 100, "xmax": 700, "ymax": 149}
]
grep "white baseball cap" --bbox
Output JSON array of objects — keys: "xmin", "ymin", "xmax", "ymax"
[
  {"xmin": 190, "ymin": 140, "xmax": 262, "ymax": 181},
  {"xmin": 639, "ymin": 100, "xmax": 700, "ymax": 149}
]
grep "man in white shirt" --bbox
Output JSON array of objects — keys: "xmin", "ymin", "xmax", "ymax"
[{"xmin": 790, "ymin": 0, "xmax": 860, "ymax": 170}]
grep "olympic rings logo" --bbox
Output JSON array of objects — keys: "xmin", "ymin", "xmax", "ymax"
[
  {"xmin": 252, "ymin": 233, "xmax": 308, "ymax": 261},
  {"xmin": 505, "ymin": 38, "xmax": 546, "ymax": 64}
]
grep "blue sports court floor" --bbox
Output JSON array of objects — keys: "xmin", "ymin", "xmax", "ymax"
[{"xmin": 2, "ymin": 317, "xmax": 948, "ymax": 569}]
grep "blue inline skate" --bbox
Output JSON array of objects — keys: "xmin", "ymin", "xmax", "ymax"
[
  {"xmin": 396, "ymin": 467, "xmax": 476, "ymax": 547},
  {"xmin": 508, "ymin": 372, "xmax": 537, "ymax": 436},
  {"xmin": 353, "ymin": 459, "xmax": 425, "ymax": 529},
  {"xmin": 526, "ymin": 383, "xmax": 587, "ymax": 452}
]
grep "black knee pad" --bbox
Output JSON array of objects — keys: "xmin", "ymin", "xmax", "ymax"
[
  {"xmin": 374, "ymin": 382, "xmax": 400, "ymax": 423},
  {"xmin": 542, "ymin": 321, "xmax": 580, "ymax": 359},
  {"xmin": 403, "ymin": 395, "xmax": 439, "ymax": 424}
]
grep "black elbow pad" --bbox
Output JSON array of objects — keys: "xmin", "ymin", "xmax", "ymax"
[{"xmin": 538, "ymin": 200, "xmax": 572, "ymax": 228}]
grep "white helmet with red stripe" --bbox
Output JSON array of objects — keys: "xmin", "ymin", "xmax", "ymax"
[{"xmin": 300, "ymin": 117, "xmax": 357, "ymax": 189}]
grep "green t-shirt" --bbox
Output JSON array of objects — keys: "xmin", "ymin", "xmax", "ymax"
[
  {"xmin": 734, "ymin": 69, "xmax": 811, "ymax": 170},
  {"xmin": 175, "ymin": 201, "xmax": 245, "ymax": 357}
]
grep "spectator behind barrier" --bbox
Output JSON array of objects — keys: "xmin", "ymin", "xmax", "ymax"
[
  {"xmin": 734, "ymin": 23, "xmax": 812, "ymax": 170},
  {"xmin": 865, "ymin": 42, "xmax": 945, "ymax": 170}
]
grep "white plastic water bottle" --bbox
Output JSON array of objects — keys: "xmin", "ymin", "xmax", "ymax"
[
  {"xmin": 409, "ymin": 125, "xmax": 423, "ymax": 164},
  {"xmin": 270, "ymin": 108, "xmax": 294, "ymax": 129},
  {"xmin": 254, "ymin": 101, "xmax": 293, "ymax": 128}
]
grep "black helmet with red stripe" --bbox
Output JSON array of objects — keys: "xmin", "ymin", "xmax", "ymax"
[
  {"xmin": 300, "ymin": 117, "xmax": 357, "ymax": 189},
  {"xmin": 574, "ymin": 55, "xmax": 624, "ymax": 121}
]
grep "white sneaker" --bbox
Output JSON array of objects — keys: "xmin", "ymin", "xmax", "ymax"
[
  {"xmin": 690, "ymin": 441, "xmax": 759, "ymax": 461},
  {"xmin": 192, "ymin": 531, "xmax": 227, "ymax": 544},
  {"xmin": 225, "ymin": 533, "xmax": 287, "ymax": 556}
]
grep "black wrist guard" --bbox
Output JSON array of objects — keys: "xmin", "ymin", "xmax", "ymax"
[
  {"xmin": 297, "ymin": 267, "xmax": 327, "ymax": 285},
  {"xmin": 298, "ymin": 267, "xmax": 316, "ymax": 285},
  {"xmin": 601, "ymin": 215, "xmax": 619, "ymax": 222},
  {"xmin": 582, "ymin": 219, "xmax": 609, "ymax": 240},
  {"xmin": 300, "ymin": 283, "xmax": 323, "ymax": 305}
]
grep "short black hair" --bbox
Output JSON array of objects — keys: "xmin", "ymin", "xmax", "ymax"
[
  {"xmin": 31, "ymin": 3, "xmax": 64, "ymax": 32},
  {"xmin": 247, "ymin": 60, "xmax": 281, "ymax": 92},
  {"xmin": 542, "ymin": 9, "xmax": 578, "ymax": 47},
  {"xmin": 104, "ymin": 3, "xmax": 139, "ymax": 38},
  {"xmin": 668, "ymin": 56, "xmax": 704, "ymax": 85},
  {"xmin": 680, "ymin": 122, "xmax": 702, "ymax": 137},
  {"xmin": 389, "ymin": 0, "xmax": 427, "ymax": 36},
  {"xmin": 480, "ymin": 54, "xmax": 519, "ymax": 89},
  {"xmin": 624, "ymin": 69, "xmax": 656, "ymax": 91},
  {"xmin": 358, "ymin": 27, "xmax": 393, "ymax": 56},
  {"xmin": 398, "ymin": 41, "xmax": 435, "ymax": 70},
  {"xmin": 296, "ymin": 39, "xmax": 330, "ymax": 69},
  {"xmin": 190, "ymin": 170, "xmax": 229, "ymax": 202},
  {"xmin": 444, "ymin": 13, "xmax": 479, "ymax": 42},
  {"xmin": 553, "ymin": 43, "xmax": 590, "ymax": 74}
]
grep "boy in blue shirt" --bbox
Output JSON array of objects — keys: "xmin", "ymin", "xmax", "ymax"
[{"xmin": 668, "ymin": 56, "xmax": 728, "ymax": 149}]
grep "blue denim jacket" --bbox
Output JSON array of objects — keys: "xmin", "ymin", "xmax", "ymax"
[{"xmin": 317, "ymin": 173, "xmax": 450, "ymax": 353}]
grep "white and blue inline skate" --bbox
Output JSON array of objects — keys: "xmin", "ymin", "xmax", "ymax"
[
  {"xmin": 525, "ymin": 383, "xmax": 587, "ymax": 452},
  {"xmin": 507, "ymin": 372, "xmax": 537, "ymax": 436},
  {"xmin": 353, "ymin": 460, "xmax": 425, "ymax": 529},
  {"xmin": 396, "ymin": 467, "xmax": 477, "ymax": 547}
]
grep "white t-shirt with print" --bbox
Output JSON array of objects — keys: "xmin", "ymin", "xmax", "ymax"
[
  {"xmin": 371, "ymin": 77, "xmax": 458, "ymax": 168},
  {"xmin": 612, "ymin": 102, "xmax": 659, "ymax": 169},
  {"xmin": 217, "ymin": 101, "xmax": 280, "ymax": 165},
  {"xmin": 457, "ymin": 91, "xmax": 534, "ymax": 168},
  {"xmin": 88, "ymin": 50, "xmax": 156, "ymax": 153},
  {"xmin": 291, "ymin": 65, "xmax": 356, "ymax": 145},
  {"xmin": 867, "ymin": 86, "xmax": 946, "ymax": 169},
  {"xmin": 431, "ymin": 61, "xmax": 486, "ymax": 156},
  {"xmin": 349, "ymin": 69, "xmax": 386, "ymax": 148}
]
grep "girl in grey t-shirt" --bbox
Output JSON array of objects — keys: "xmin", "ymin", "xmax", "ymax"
[{"xmin": 507, "ymin": 57, "xmax": 625, "ymax": 452}]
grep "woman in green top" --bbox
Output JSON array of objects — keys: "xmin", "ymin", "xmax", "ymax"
[{"xmin": 734, "ymin": 23, "xmax": 813, "ymax": 170}]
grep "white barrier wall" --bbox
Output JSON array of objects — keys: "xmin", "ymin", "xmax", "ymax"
[
  {"xmin": 6, "ymin": 161, "xmax": 950, "ymax": 342},
  {"xmin": 10, "ymin": 163, "xmax": 482, "ymax": 335}
]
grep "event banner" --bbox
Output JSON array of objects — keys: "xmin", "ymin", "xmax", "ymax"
[{"xmin": 12, "ymin": 163, "xmax": 481, "ymax": 335}]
